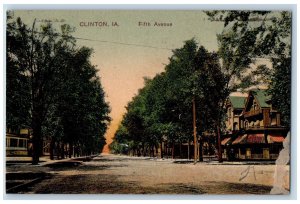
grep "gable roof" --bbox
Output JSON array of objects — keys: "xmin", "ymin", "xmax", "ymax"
[
  {"xmin": 229, "ymin": 96, "xmax": 246, "ymax": 109},
  {"xmin": 251, "ymin": 89, "xmax": 271, "ymax": 108}
]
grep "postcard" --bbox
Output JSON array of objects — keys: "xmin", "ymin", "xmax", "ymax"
[{"xmin": 5, "ymin": 9, "xmax": 291, "ymax": 195}]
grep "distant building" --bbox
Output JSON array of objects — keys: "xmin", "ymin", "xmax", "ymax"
[{"xmin": 222, "ymin": 89, "xmax": 289, "ymax": 160}]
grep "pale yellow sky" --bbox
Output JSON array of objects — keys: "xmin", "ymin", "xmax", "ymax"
[{"xmin": 10, "ymin": 10, "xmax": 225, "ymax": 152}]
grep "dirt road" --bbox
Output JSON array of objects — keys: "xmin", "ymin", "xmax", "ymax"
[{"xmin": 6, "ymin": 154, "xmax": 289, "ymax": 194}]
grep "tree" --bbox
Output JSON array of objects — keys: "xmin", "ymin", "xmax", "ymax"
[
  {"xmin": 6, "ymin": 17, "xmax": 111, "ymax": 163},
  {"xmin": 7, "ymin": 18, "xmax": 72, "ymax": 163},
  {"xmin": 206, "ymin": 11, "xmax": 291, "ymax": 127},
  {"xmin": 6, "ymin": 17, "xmax": 31, "ymax": 132},
  {"xmin": 53, "ymin": 46, "xmax": 110, "ymax": 157},
  {"xmin": 114, "ymin": 39, "xmax": 226, "ymax": 161},
  {"xmin": 109, "ymin": 124, "xmax": 129, "ymax": 154},
  {"xmin": 163, "ymin": 39, "xmax": 227, "ymax": 161}
]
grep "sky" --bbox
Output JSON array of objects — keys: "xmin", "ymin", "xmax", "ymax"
[{"xmin": 10, "ymin": 10, "xmax": 225, "ymax": 152}]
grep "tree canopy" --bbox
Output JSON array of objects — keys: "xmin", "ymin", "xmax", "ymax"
[
  {"xmin": 111, "ymin": 39, "xmax": 227, "ymax": 156},
  {"xmin": 6, "ymin": 16, "xmax": 111, "ymax": 163},
  {"xmin": 206, "ymin": 11, "xmax": 291, "ymax": 126},
  {"xmin": 112, "ymin": 11, "xmax": 292, "ymax": 157}
]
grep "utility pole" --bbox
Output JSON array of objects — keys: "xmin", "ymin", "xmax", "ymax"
[
  {"xmin": 199, "ymin": 113, "xmax": 204, "ymax": 162},
  {"xmin": 193, "ymin": 97, "xmax": 198, "ymax": 164},
  {"xmin": 199, "ymin": 135, "xmax": 203, "ymax": 162}
]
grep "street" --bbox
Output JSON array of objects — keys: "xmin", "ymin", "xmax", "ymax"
[{"xmin": 6, "ymin": 154, "xmax": 289, "ymax": 194}]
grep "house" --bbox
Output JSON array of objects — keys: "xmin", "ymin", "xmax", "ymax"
[
  {"xmin": 225, "ymin": 95, "xmax": 247, "ymax": 132},
  {"xmin": 6, "ymin": 129, "xmax": 31, "ymax": 156},
  {"xmin": 6, "ymin": 128, "xmax": 51, "ymax": 157},
  {"xmin": 221, "ymin": 95, "xmax": 246, "ymax": 159},
  {"xmin": 222, "ymin": 89, "xmax": 289, "ymax": 160},
  {"xmin": 240, "ymin": 89, "xmax": 281, "ymax": 129}
]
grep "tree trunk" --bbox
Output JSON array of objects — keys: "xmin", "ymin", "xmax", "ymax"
[
  {"xmin": 192, "ymin": 97, "xmax": 197, "ymax": 164},
  {"xmin": 142, "ymin": 144, "xmax": 145, "ymax": 157},
  {"xmin": 199, "ymin": 137, "xmax": 203, "ymax": 162},
  {"xmin": 31, "ymin": 119, "xmax": 42, "ymax": 165},
  {"xmin": 50, "ymin": 137, "xmax": 55, "ymax": 160},
  {"xmin": 56, "ymin": 142, "xmax": 60, "ymax": 160},
  {"xmin": 160, "ymin": 141, "xmax": 163, "ymax": 159},
  {"xmin": 69, "ymin": 142, "xmax": 73, "ymax": 158},
  {"xmin": 166, "ymin": 143, "xmax": 168, "ymax": 159},
  {"xmin": 187, "ymin": 140, "xmax": 190, "ymax": 160},
  {"xmin": 179, "ymin": 142, "xmax": 182, "ymax": 159},
  {"xmin": 217, "ymin": 125, "xmax": 223, "ymax": 163},
  {"xmin": 153, "ymin": 146, "xmax": 156, "ymax": 157},
  {"xmin": 60, "ymin": 142, "xmax": 65, "ymax": 159},
  {"xmin": 172, "ymin": 142, "xmax": 175, "ymax": 159}
]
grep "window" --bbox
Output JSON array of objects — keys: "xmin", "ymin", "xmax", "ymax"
[
  {"xmin": 239, "ymin": 148, "xmax": 245, "ymax": 155},
  {"xmin": 263, "ymin": 148, "xmax": 270, "ymax": 159},
  {"xmin": 19, "ymin": 139, "xmax": 24, "ymax": 148},
  {"xmin": 233, "ymin": 122, "xmax": 238, "ymax": 131},
  {"xmin": 246, "ymin": 148, "xmax": 251, "ymax": 159},
  {"xmin": 228, "ymin": 107, "xmax": 232, "ymax": 118},
  {"xmin": 10, "ymin": 138, "xmax": 18, "ymax": 147},
  {"xmin": 19, "ymin": 139, "xmax": 27, "ymax": 148},
  {"xmin": 253, "ymin": 101, "xmax": 258, "ymax": 110}
]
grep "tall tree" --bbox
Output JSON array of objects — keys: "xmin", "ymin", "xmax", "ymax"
[
  {"xmin": 6, "ymin": 16, "xmax": 31, "ymax": 132},
  {"xmin": 7, "ymin": 18, "xmax": 73, "ymax": 164},
  {"xmin": 114, "ymin": 39, "xmax": 226, "ymax": 160},
  {"xmin": 206, "ymin": 11, "xmax": 291, "ymax": 127},
  {"xmin": 7, "ymin": 17, "xmax": 110, "ymax": 163}
]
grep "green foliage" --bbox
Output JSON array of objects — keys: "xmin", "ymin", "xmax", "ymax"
[
  {"xmin": 269, "ymin": 56, "xmax": 291, "ymax": 126},
  {"xmin": 109, "ymin": 124, "xmax": 129, "ymax": 154},
  {"xmin": 206, "ymin": 11, "xmax": 291, "ymax": 127},
  {"xmin": 114, "ymin": 39, "xmax": 227, "ymax": 154},
  {"xmin": 109, "ymin": 141, "xmax": 129, "ymax": 155},
  {"xmin": 53, "ymin": 46, "xmax": 111, "ymax": 153},
  {"xmin": 6, "ymin": 17, "xmax": 111, "ymax": 162}
]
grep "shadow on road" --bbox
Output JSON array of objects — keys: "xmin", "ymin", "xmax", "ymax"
[
  {"xmin": 44, "ymin": 160, "xmax": 127, "ymax": 171},
  {"xmin": 92, "ymin": 158, "xmax": 130, "ymax": 162},
  {"xmin": 6, "ymin": 172, "xmax": 52, "ymax": 193},
  {"xmin": 34, "ymin": 174, "xmax": 140, "ymax": 194},
  {"xmin": 5, "ymin": 155, "xmax": 277, "ymax": 195}
]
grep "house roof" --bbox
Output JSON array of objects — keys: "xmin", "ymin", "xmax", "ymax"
[
  {"xmin": 232, "ymin": 134, "xmax": 265, "ymax": 144},
  {"xmin": 221, "ymin": 137, "xmax": 232, "ymax": 146},
  {"xmin": 232, "ymin": 134, "xmax": 247, "ymax": 144},
  {"xmin": 250, "ymin": 89, "xmax": 271, "ymax": 108},
  {"xmin": 268, "ymin": 135, "xmax": 285, "ymax": 143},
  {"xmin": 228, "ymin": 96, "xmax": 246, "ymax": 109}
]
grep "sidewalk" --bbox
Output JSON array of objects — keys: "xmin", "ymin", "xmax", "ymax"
[
  {"xmin": 172, "ymin": 159, "xmax": 275, "ymax": 165},
  {"xmin": 202, "ymin": 160, "xmax": 276, "ymax": 165},
  {"xmin": 113, "ymin": 154, "xmax": 277, "ymax": 165},
  {"xmin": 5, "ymin": 155, "xmax": 275, "ymax": 166},
  {"xmin": 5, "ymin": 155, "xmax": 95, "ymax": 168},
  {"xmin": 6, "ymin": 156, "xmax": 50, "ymax": 163}
]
